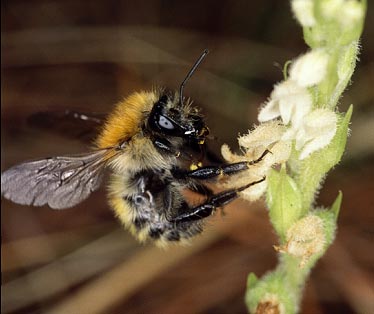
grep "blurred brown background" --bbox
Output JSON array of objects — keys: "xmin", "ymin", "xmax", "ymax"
[{"xmin": 1, "ymin": 1, "xmax": 373, "ymax": 314}]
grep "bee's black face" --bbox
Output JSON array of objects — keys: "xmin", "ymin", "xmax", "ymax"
[{"xmin": 147, "ymin": 94, "xmax": 209, "ymax": 144}]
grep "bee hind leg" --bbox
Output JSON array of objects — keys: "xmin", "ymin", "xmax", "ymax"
[{"xmin": 171, "ymin": 177, "xmax": 265, "ymax": 223}]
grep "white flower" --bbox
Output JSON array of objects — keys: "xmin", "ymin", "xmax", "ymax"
[
  {"xmin": 258, "ymin": 50, "xmax": 335, "ymax": 161},
  {"xmin": 292, "ymin": 0, "xmax": 316, "ymax": 27},
  {"xmin": 258, "ymin": 80, "xmax": 312, "ymax": 129},
  {"xmin": 221, "ymin": 121, "xmax": 291, "ymax": 201},
  {"xmin": 290, "ymin": 50, "xmax": 329, "ymax": 87},
  {"xmin": 237, "ymin": 121, "xmax": 291, "ymax": 167},
  {"xmin": 294, "ymin": 109, "xmax": 338, "ymax": 160}
]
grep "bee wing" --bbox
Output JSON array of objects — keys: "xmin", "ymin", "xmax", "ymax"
[{"xmin": 1, "ymin": 149, "xmax": 115, "ymax": 209}]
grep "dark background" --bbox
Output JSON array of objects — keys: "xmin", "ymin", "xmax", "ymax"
[{"xmin": 1, "ymin": 1, "xmax": 373, "ymax": 313}]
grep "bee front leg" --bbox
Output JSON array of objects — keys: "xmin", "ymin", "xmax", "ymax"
[{"xmin": 171, "ymin": 177, "xmax": 265, "ymax": 223}]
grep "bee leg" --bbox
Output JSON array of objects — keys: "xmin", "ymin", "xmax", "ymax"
[
  {"xmin": 173, "ymin": 149, "xmax": 271, "ymax": 181},
  {"xmin": 184, "ymin": 161, "xmax": 248, "ymax": 179},
  {"xmin": 172, "ymin": 161, "xmax": 246, "ymax": 180},
  {"xmin": 172, "ymin": 177, "xmax": 265, "ymax": 223},
  {"xmin": 248, "ymin": 148, "xmax": 272, "ymax": 165}
]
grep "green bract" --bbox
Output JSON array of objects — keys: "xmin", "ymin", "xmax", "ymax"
[{"xmin": 267, "ymin": 166, "xmax": 303, "ymax": 242}]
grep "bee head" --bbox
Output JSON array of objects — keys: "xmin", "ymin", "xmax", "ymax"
[
  {"xmin": 147, "ymin": 50, "xmax": 210, "ymax": 145},
  {"xmin": 147, "ymin": 93, "xmax": 209, "ymax": 144}
]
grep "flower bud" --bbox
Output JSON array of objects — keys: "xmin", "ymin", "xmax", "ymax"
[{"xmin": 276, "ymin": 215, "xmax": 325, "ymax": 267}]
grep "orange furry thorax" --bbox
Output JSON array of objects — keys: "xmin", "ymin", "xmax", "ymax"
[{"xmin": 95, "ymin": 91, "xmax": 159, "ymax": 149}]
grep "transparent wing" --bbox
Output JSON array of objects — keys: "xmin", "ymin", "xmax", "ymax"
[{"xmin": 1, "ymin": 149, "xmax": 116, "ymax": 209}]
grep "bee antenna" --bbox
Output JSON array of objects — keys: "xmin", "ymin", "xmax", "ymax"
[{"xmin": 179, "ymin": 49, "xmax": 209, "ymax": 106}]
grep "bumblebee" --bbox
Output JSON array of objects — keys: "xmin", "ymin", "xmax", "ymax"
[{"xmin": 1, "ymin": 50, "xmax": 265, "ymax": 246}]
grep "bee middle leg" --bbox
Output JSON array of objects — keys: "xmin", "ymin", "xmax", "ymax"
[
  {"xmin": 171, "ymin": 177, "xmax": 265, "ymax": 223},
  {"xmin": 172, "ymin": 149, "xmax": 271, "ymax": 181}
]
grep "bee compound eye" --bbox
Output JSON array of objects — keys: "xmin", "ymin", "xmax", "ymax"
[{"xmin": 158, "ymin": 115, "xmax": 175, "ymax": 130}]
